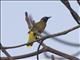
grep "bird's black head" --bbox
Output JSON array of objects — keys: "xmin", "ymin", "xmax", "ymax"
[{"xmin": 41, "ymin": 16, "xmax": 51, "ymax": 22}]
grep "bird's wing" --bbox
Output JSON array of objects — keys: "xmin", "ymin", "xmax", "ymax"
[{"xmin": 36, "ymin": 21, "xmax": 46, "ymax": 33}]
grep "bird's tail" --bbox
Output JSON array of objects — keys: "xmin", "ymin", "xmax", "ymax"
[
  {"xmin": 26, "ymin": 43, "xmax": 33, "ymax": 48},
  {"xmin": 26, "ymin": 31, "xmax": 37, "ymax": 48}
]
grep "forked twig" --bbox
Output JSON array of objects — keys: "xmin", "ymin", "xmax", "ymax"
[{"xmin": 60, "ymin": 0, "xmax": 80, "ymax": 24}]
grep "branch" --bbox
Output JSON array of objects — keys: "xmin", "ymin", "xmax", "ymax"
[
  {"xmin": 37, "ymin": 40, "xmax": 44, "ymax": 60},
  {"xmin": 1, "ymin": 45, "xmax": 79, "ymax": 60},
  {"xmin": 1, "ymin": 48, "xmax": 45, "ymax": 60},
  {"xmin": 44, "ymin": 51, "xmax": 80, "ymax": 60},
  {"xmin": 46, "ymin": 46, "xmax": 79, "ymax": 60},
  {"xmin": 37, "ymin": 25, "xmax": 80, "ymax": 60},
  {"xmin": 0, "ymin": 43, "xmax": 27, "ymax": 50},
  {"xmin": 60, "ymin": 0, "xmax": 80, "ymax": 24},
  {"xmin": 0, "ymin": 43, "xmax": 14, "ymax": 60},
  {"xmin": 0, "ymin": 25, "xmax": 80, "ymax": 50},
  {"xmin": 44, "ymin": 31, "xmax": 80, "ymax": 47},
  {"xmin": 77, "ymin": 0, "xmax": 80, "ymax": 5}
]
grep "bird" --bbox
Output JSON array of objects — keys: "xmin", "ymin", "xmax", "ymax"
[{"xmin": 27, "ymin": 16, "xmax": 51, "ymax": 47}]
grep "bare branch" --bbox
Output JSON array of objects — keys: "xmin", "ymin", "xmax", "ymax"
[
  {"xmin": 77, "ymin": 0, "xmax": 80, "ymax": 5},
  {"xmin": 44, "ymin": 51, "xmax": 80, "ymax": 60},
  {"xmin": 46, "ymin": 46, "xmax": 79, "ymax": 60},
  {"xmin": 1, "ymin": 45, "xmax": 79, "ymax": 60},
  {"xmin": 0, "ymin": 43, "xmax": 14, "ymax": 60},
  {"xmin": 44, "ymin": 31, "xmax": 80, "ymax": 47},
  {"xmin": 1, "ymin": 43, "xmax": 27, "ymax": 50},
  {"xmin": 1, "ymin": 48, "xmax": 45, "ymax": 60},
  {"xmin": 60, "ymin": 0, "xmax": 80, "ymax": 24},
  {"xmin": 0, "ymin": 25, "xmax": 80, "ymax": 50},
  {"xmin": 37, "ymin": 40, "xmax": 43, "ymax": 60}
]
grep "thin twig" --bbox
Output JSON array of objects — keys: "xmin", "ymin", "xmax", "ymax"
[
  {"xmin": 77, "ymin": 0, "xmax": 80, "ymax": 6},
  {"xmin": 37, "ymin": 40, "xmax": 44, "ymax": 60},
  {"xmin": 44, "ymin": 31, "xmax": 80, "ymax": 47},
  {"xmin": 46, "ymin": 46, "xmax": 79, "ymax": 60},
  {"xmin": 44, "ymin": 51, "xmax": 80, "ymax": 60},
  {"xmin": 1, "ymin": 48, "xmax": 46, "ymax": 60},
  {"xmin": 60, "ymin": 0, "xmax": 80, "ymax": 24},
  {"xmin": 0, "ymin": 43, "xmax": 14, "ymax": 60}
]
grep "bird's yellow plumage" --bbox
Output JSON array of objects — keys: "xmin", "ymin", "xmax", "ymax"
[
  {"xmin": 26, "ymin": 31, "xmax": 37, "ymax": 48},
  {"xmin": 28, "ymin": 31, "xmax": 36, "ymax": 42}
]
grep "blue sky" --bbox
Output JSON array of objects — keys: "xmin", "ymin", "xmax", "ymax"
[{"xmin": 1, "ymin": 1, "xmax": 80, "ymax": 60}]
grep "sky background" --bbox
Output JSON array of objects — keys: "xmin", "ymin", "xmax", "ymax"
[{"xmin": 1, "ymin": 1, "xmax": 80, "ymax": 60}]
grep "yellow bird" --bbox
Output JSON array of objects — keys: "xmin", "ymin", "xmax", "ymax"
[{"xmin": 27, "ymin": 16, "xmax": 51, "ymax": 47}]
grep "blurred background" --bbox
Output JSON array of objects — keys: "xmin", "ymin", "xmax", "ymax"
[{"xmin": 1, "ymin": 1, "xmax": 80, "ymax": 60}]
